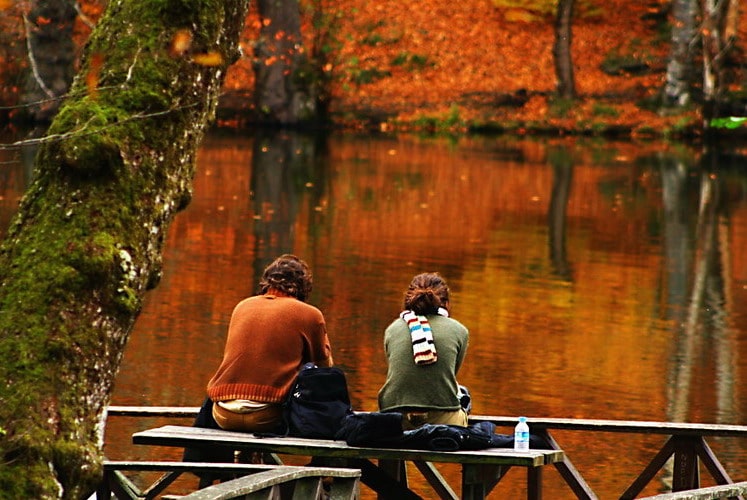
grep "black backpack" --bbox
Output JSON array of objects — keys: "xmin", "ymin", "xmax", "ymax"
[{"xmin": 282, "ymin": 363, "xmax": 353, "ymax": 439}]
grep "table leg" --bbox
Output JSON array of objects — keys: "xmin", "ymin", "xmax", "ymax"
[
  {"xmin": 527, "ymin": 466, "xmax": 543, "ymax": 500},
  {"xmin": 351, "ymin": 458, "xmax": 420, "ymax": 499},
  {"xmin": 672, "ymin": 436, "xmax": 700, "ymax": 491},
  {"xmin": 462, "ymin": 464, "xmax": 506, "ymax": 500}
]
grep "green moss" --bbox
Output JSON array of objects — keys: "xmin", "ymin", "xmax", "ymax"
[
  {"xmin": 0, "ymin": 0, "xmax": 244, "ymax": 494},
  {"xmin": 548, "ymin": 97, "xmax": 574, "ymax": 118},
  {"xmin": 116, "ymin": 284, "xmax": 141, "ymax": 313},
  {"xmin": 591, "ymin": 103, "xmax": 619, "ymax": 118},
  {"xmin": 391, "ymin": 52, "xmax": 432, "ymax": 71}
]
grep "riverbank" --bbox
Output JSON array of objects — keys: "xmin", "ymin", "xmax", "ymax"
[{"xmin": 215, "ymin": 0, "xmax": 745, "ymax": 138}]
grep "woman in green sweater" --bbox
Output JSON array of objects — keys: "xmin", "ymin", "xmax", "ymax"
[{"xmin": 378, "ymin": 272, "xmax": 470, "ymax": 430}]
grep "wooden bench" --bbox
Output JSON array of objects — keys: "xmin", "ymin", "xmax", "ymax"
[
  {"xmin": 97, "ymin": 460, "xmax": 360, "ymax": 500},
  {"xmin": 470, "ymin": 415, "xmax": 747, "ymax": 500},
  {"xmin": 132, "ymin": 424, "xmax": 565, "ymax": 500},
  {"xmin": 637, "ymin": 480, "xmax": 747, "ymax": 500}
]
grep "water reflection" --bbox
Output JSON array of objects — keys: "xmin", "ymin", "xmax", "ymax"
[
  {"xmin": 1, "ymin": 128, "xmax": 747, "ymax": 497},
  {"xmin": 251, "ymin": 129, "xmax": 328, "ymax": 273},
  {"xmin": 547, "ymin": 145, "xmax": 573, "ymax": 281}
]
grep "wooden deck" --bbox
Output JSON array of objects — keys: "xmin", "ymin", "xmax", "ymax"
[{"xmin": 105, "ymin": 406, "xmax": 747, "ymax": 499}]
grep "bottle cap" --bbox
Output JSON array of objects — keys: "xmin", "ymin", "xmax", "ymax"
[{"xmin": 518, "ymin": 416, "xmax": 527, "ymax": 422}]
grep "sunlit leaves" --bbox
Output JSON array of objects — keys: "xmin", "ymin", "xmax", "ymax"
[
  {"xmin": 85, "ymin": 53, "xmax": 104, "ymax": 98},
  {"xmin": 192, "ymin": 52, "xmax": 224, "ymax": 66},
  {"xmin": 170, "ymin": 29, "xmax": 193, "ymax": 57},
  {"xmin": 169, "ymin": 29, "xmax": 223, "ymax": 66},
  {"xmin": 710, "ymin": 117, "xmax": 747, "ymax": 129},
  {"xmin": 0, "ymin": 0, "xmax": 12, "ymax": 10}
]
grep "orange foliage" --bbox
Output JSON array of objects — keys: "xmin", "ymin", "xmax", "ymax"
[
  {"xmin": 219, "ymin": 0, "xmax": 724, "ymax": 131},
  {"xmin": 85, "ymin": 52, "xmax": 104, "ymax": 98},
  {"xmin": 192, "ymin": 52, "xmax": 224, "ymax": 67},
  {"xmin": 2, "ymin": 0, "xmax": 746, "ymax": 131},
  {"xmin": 169, "ymin": 29, "xmax": 193, "ymax": 58}
]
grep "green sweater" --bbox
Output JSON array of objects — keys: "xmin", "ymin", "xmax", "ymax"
[{"xmin": 377, "ymin": 315, "xmax": 469, "ymax": 413}]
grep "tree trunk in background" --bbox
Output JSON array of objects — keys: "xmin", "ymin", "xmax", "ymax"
[
  {"xmin": 553, "ymin": 0, "xmax": 576, "ymax": 99},
  {"xmin": 254, "ymin": 0, "xmax": 319, "ymax": 125},
  {"xmin": 701, "ymin": 0, "xmax": 736, "ymax": 125},
  {"xmin": 662, "ymin": 0, "xmax": 698, "ymax": 108},
  {"xmin": 0, "ymin": 0, "xmax": 247, "ymax": 497},
  {"xmin": 21, "ymin": 0, "xmax": 78, "ymax": 123}
]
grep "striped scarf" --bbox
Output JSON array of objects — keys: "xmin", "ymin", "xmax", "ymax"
[{"xmin": 400, "ymin": 307, "xmax": 449, "ymax": 366}]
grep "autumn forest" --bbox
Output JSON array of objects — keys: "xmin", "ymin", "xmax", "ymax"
[{"xmin": 1, "ymin": 0, "xmax": 746, "ymax": 136}]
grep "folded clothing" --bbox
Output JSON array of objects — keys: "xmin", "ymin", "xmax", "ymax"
[{"xmin": 335, "ymin": 412, "xmax": 538, "ymax": 451}]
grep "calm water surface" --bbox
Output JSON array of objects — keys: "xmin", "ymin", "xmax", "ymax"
[{"xmin": 2, "ymin": 129, "xmax": 747, "ymax": 498}]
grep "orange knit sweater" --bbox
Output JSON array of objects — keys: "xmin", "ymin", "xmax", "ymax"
[{"xmin": 207, "ymin": 294, "xmax": 333, "ymax": 403}]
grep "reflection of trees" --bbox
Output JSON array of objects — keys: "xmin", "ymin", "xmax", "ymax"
[
  {"xmin": 660, "ymin": 157, "xmax": 692, "ymax": 337},
  {"xmin": 547, "ymin": 145, "xmax": 574, "ymax": 281},
  {"xmin": 661, "ymin": 150, "xmax": 737, "ymax": 489},
  {"xmin": 250, "ymin": 129, "xmax": 328, "ymax": 279}
]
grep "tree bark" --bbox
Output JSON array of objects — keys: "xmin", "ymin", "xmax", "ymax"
[
  {"xmin": 701, "ymin": 0, "xmax": 734, "ymax": 125},
  {"xmin": 0, "ymin": 0, "xmax": 248, "ymax": 497},
  {"xmin": 254, "ymin": 0, "xmax": 319, "ymax": 125},
  {"xmin": 21, "ymin": 0, "xmax": 78, "ymax": 123},
  {"xmin": 553, "ymin": 0, "xmax": 576, "ymax": 99},
  {"xmin": 662, "ymin": 0, "xmax": 699, "ymax": 108}
]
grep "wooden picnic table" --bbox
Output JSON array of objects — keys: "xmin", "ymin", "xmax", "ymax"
[
  {"xmin": 109, "ymin": 407, "xmax": 747, "ymax": 498},
  {"xmin": 132, "ymin": 424, "xmax": 565, "ymax": 499}
]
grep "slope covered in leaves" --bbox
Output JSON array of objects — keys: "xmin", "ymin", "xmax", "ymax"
[
  {"xmin": 2, "ymin": 0, "xmax": 743, "ymax": 134},
  {"xmin": 221, "ymin": 0, "xmax": 716, "ymax": 134}
]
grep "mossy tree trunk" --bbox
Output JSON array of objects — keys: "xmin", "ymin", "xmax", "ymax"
[{"xmin": 0, "ymin": 0, "xmax": 248, "ymax": 498}]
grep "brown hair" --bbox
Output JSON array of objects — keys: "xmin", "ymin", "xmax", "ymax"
[
  {"xmin": 258, "ymin": 254, "xmax": 313, "ymax": 302},
  {"xmin": 403, "ymin": 272, "xmax": 450, "ymax": 315}
]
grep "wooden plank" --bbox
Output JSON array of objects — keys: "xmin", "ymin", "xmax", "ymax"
[
  {"xmin": 132, "ymin": 425, "xmax": 563, "ymax": 467},
  {"xmin": 461, "ymin": 464, "xmax": 507, "ymax": 500},
  {"xmin": 637, "ymin": 480, "xmax": 747, "ymax": 500},
  {"xmin": 175, "ymin": 467, "xmax": 360, "ymax": 500},
  {"xmin": 534, "ymin": 429, "xmax": 597, "ymax": 500},
  {"xmin": 103, "ymin": 461, "xmax": 291, "ymax": 473},
  {"xmin": 101, "ymin": 461, "xmax": 360, "ymax": 500},
  {"xmin": 469, "ymin": 415, "xmax": 747, "ymax": 437},
  {"xmin": 107, "ymin": 406, "xmax": 201, "ymax": 418},
  {"xmin": 105, "ymin": 407, "xmax": 747, "ymax": 438},
  {"xmin": 621, "ymin": 436, "xmax": 679, "ymax": 500},
  {"xmin": 693, "ymin": 438, "xmax": 737, "ymax": 486},
  {"xmin": 672, "ymin": 436, "xmax": 700, "ymax": 491},
  {"xmin": 105, "ymin": 470, "xmax": 140, "ymax": 500},
  {"xmin": 412, "ymin": 461, "xmax": 459, "ymax": 500},
  {"xmin": 102, "ymin": 461, "xmax": 285, "ymax": 499}
]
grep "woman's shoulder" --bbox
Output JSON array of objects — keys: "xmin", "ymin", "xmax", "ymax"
[
  {"xmin": 433, "ymin": 314, "xmax": 466, "ymax": 327},
  {"xmin": 433, "ymin": 315, "xmax": 469, "ymax": 335},
  {"xmin": 384, "ymin": 317, "xmax": 406, "ymax": 333}
]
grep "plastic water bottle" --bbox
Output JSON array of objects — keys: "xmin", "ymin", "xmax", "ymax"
[{"xmin": 514, "ymin": 416, "xmax": 530, "ymax": 452}]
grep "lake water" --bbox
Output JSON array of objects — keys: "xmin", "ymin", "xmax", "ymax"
[{"xmin": 2, "ymin": 128, "xmax": 747, "ymax": 498}]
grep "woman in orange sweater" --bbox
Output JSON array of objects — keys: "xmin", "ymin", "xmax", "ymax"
[{"xmin": 206, "ymin": 254, "xmax": 334, "ymax": 433}]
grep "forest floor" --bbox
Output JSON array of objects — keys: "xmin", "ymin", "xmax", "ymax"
[{"xmin": 217, "ymin": 0, "xmax": 744, "ymax": 137}]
